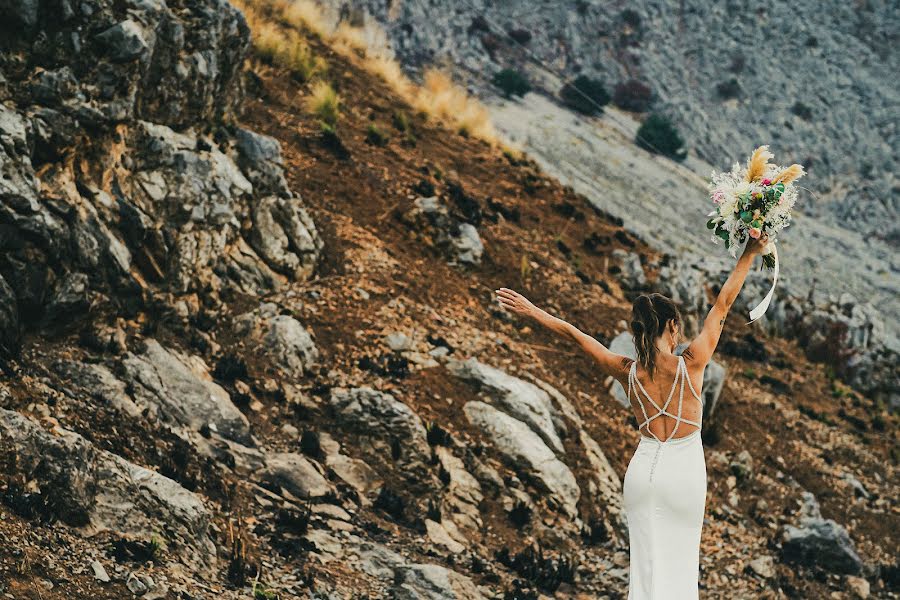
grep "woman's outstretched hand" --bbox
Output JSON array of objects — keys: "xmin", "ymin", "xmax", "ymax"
[
  {"xmin": 495, "ymin": 287, "xmax": 537, "ymax": 318},
  {"xmin": 742, "ymin": 232, "xmax": 770, "ymax": 257}
]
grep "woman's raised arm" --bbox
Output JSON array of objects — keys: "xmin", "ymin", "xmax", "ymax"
[
  {"xmin": 495, "ymin": 287, "xmax": 630, "ymax": 378},
  {"xmin": 686, "ymin": 234, "xmax": 769, "ymax": 367}
]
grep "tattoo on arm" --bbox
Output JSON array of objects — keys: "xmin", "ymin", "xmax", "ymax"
[{"xmin": 719, "ymin": 317, "xmax": 726, "ymax": 328}]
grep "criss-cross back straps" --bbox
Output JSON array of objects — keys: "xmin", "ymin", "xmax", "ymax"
[{"xmin": 626, "ymin": 355, "xmax": 702, "ymax": 442}]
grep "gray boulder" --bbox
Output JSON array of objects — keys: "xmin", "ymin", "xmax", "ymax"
[
  {"xmin": 0, "ymin": 0, "xmax": 320, "ymax": 341},
  {"xmin": 447, "ymin": 357, "xmax": 565, "ymax": 454},
  {"xmin": 611, "ymin": 249, "xmax": 646, "ymax": 289},
  {"xmin": 0, "ymin": 409, "xmax": 216, "ymax": 567},
  {"xmin": 393, "ymin": 564, "xmax": 486, "ymax": 600},
  {"xmin": 262, "ymin": 452, "xmax": 332, "ymax": 499},
  {"xmin": 329, "ymin": 387, "xmax": 430, "ymax": 463},
  {"xmin": 235, "ymin": 303, "xmax": 319, "ymax": 376},
  {"xmin": 0, "ymin": 275, "xmax": 20, "ymax": 356},
  {"xmin": 233, "ymin": 128, "xmax": 291, "ymax": 196},
  {"xmin": 781, "ymin": 492, "xmax": 863, "ymax": 575},
  {"xmin": 402, "ymin": 197, "xmax": 483, "ymax": 265},
  {"xmin": 121, "ymin": 339, "xmax": 251, "ymax": 445},
  {"xmin": 96, "ymin": 20, "xmax": 150, "ymax": 63},
  {"xmin": 249, "ymin": 195, "xmax": 323, "ymax": 281},
  {"xmin": 463, "ymin": 400, "xmax": 579, "ymax": 516}
]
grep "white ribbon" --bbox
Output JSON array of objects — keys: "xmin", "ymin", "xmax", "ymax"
[{"xmin": 748, "ymin": 241, "xmax": 778, "ymax": 323}]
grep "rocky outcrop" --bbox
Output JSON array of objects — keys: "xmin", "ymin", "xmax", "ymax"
[
  {"xmin": 235, "ymin": 303, "xmax": 319, "ymax": 377},
  {"xmin": 448, "ymin": 358, "xmax": 565, "ymax": 454},
  {"xmin": 0, "ymin": 0, "xmax": 321, "ymax": 348},
  {"xmin": 781, "ymin": 492, "xmax": 863, "ymax": 575},
  {"xmin": 0, "ymin": 409, "xmax": 215, "ymax": 567},
  {"xmin": 780, "ymin": 294, "xmax": 899, "ymax": 408},
  {"xmin": 122, "ymin": 339, "xmax": 252, "ymax": 445},
  {"xmin": 402, "ymin": 197, "xmax": 484, "ymax": 265},
  {"xmin": 261, "ymin": 452, "xmax": 332, "ymax": 499},
  {"xmin": 329, "ymin": 387, "xmax": 431, "ymax": 464},
  {"xmin": 464, "ymin": 400, "xmax": 579, "ymax": 516},
  {"xmin": 393, "ymin": 563, "xmax": 486, "ymax": 600},
  {"xmin": 338, "ymin": 0, "xmax": 897, "ymax": 244}
]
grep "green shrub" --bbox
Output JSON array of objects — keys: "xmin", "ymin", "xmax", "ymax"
[
  {"xmin": 365, "ymin": 124, "xmax": 388, "ymax": 146},
  {"xmin": 636, "ymin": 113, "xmax": 687, "ymax": 162},
  {"xmin": 560, "ymin": 75, "xmax": 610, "ymax": 115},
  {"xmin": 392, "ymin": 110, "xmax": 410, "ymax": 132},
  {"xmin": 493, "ymin": 68, "xmax": 531, "ymax": 98},
  {"xmin": 612, "ymin": 79, "xmax": 653, "ymax": 112}
]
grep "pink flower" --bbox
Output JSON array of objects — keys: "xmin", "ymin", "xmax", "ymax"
[
  {"xmin": 712, "ymin": 190, "xmax": 725, "ymax": 204},
  {"xmin": 761, "ymin": 178, "xmax": 772, "ymax": 185},
  {"xmin": 748, "ymin": 227, "xmax": 762, "ymax": 239}
]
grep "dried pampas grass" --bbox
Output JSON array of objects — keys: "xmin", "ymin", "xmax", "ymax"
[
  {"xmin": 771, "ymin": 164, "xmax": 805, "ymax": 185},
  {"xmin": 745, "ymin": 145, "xmax": 774, "ymax": 182}
]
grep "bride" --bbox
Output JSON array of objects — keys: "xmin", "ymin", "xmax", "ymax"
[{"xmin": 495, "ymin": 233, "xmax": 769, "ymax": 599}]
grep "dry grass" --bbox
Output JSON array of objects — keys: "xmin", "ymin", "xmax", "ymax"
[
  {"xmin": 331, "ymin": 22, "xmax": 369, "ymax": 56},
  {"xmin": 235, "ymin": 0, "xmax": 500, "ymax": 145},
  {"xmin": 273, "ymin": 0, "xmax": 330, "ymax": 37},
  {"xmin": 235, "ymin": 0, "xmax": 326, "ymax": 81},
  {"xmin": 305, "ymin": 80, "xmax": 340, "ymax": 127},
  {"xmin": 413, "ymin": 69, "xmax": 498, "ymax": 142}
]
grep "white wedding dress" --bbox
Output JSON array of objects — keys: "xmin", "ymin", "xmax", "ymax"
[{"xmin": 622, "ymin": 355, "xmax": 707, "ymax": 600}]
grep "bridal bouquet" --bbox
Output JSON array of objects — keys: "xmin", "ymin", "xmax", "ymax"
[{"xmin": 705, "ymin": 145, "xmax": 806, "ymax": 321}]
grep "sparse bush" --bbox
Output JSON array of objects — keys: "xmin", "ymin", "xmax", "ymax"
[
  {"xmin": 612, "ymin": 79, "xmax": 653, "ymax": 112},
  {"xmin": 496, "ymin": 544, "xmax": 577, "ymax": 593},
  {"xmin": 253, "ymin": 583, "xmax": 279, "ymax": 600},
  {"xmin": 621, "ymin": 8, "xmax": 642, "ymax": 29},
  {"xmin": 392, "ymin": 110, "xmax": 410, "ymax": 132},
  {"xmin": 213, "ymin": 353, "xmax": 248, "ymax": 382},
  {"xmin": 507, "ymin": 500, "xmax": 532, "ymax": 528},
  {"xmin": 374, "ymin": 486, "xmax": 405, "ymax": 520},
  {"xmin": 332, "ymin": 21, "xmax": 368, "ymax": 56},
  {"xmin": 715, "ymin": 77, "xmax": 741, "ymax": 100},
  {"xmin": 425, "ymin": 421, "xmax": 453, "ymax": 446},
  {"xmin": 305, "ymin": 81, "xmax": 340, "ymax": 127},
  {"xmin": 636, "ymin": 113, "xmax": 687, "ymax": 162},
  {"xmin": 273, "ymin": 0, "xmax": 330, "ymax": 38},
  {"xmin": 492, "ymin": 68, "xmax": 531, "ymax": 98},
  {"xmin": 560, "ymin": 75, "xmax": 610, "ymax": 115},
  {"xmin": 507, "ymin": 28, "xmax": 532, "ymax": 44},
  {"xmin": 365, "ymin": 124, "xmax": 389, "ymax": 146},
  {"xmin": 791, "ymin": 101, "xmax": 813, "ymax": 121},
  {"xmin": 246, "ymin": 17, "xmax": 325, "ymax": 82}
]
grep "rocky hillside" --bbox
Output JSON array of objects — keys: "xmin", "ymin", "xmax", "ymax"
[
  {"xmin": 326, "ymin": 0, "xmax": 899, "ymax": 242},
  {"xmin": 318, "ymin": 0, "xmax": 900, "ymax": 410},
  {"xmin": 0, "ymin": 1, "xmax": 897, "ymax": 599}
]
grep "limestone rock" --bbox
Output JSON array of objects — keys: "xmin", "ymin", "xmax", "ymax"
[
  {"xmin": 329, "ymin": 387, "xmax": 430, "ymax": 463},
  {"xmin": 402, "ymin": 197, "xmax": 483, "ymax": 265},
  {"xmin": 262, "ymin": 453, "xmax": 331, "ymax": 499},
  {"xmin": 235, "ymin": 303, "xmax": 319, "ymax": 376},
  {"xmin": 96, "ymin": 20, "xmax": 150, "ymax": 63},
  {"xmin": 611, "ymin": 249, "xmax": 646, "ymax": 289},
  {"xmin": 121, "ymin": 339, "xmax": 251, "ymax": 445},
  {"xmin": 464, "ymin": 401, "xmax": 579, "ymax": 516},
  {"xmin": 435, "ymin": 446, "xmax": 483, "ymax": 534},
  {"xmin": 0, "ymin": 409, "xmax": 215, "ymax": 567},
  {"xmin": 447, "ymin": 358, "xmax": 564, "ymax": 454},
  {"xmin": 393, "ymin": 564, "xmax": 486, "ymax": 600},
  {"xmin": 781, "ymin": 492, "xmax": 863, "ymax": 575}
]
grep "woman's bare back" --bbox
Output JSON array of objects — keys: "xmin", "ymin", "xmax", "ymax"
[{"xmin": 618, "ymin": 353, "xmax": 705, "ymax": 440}]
